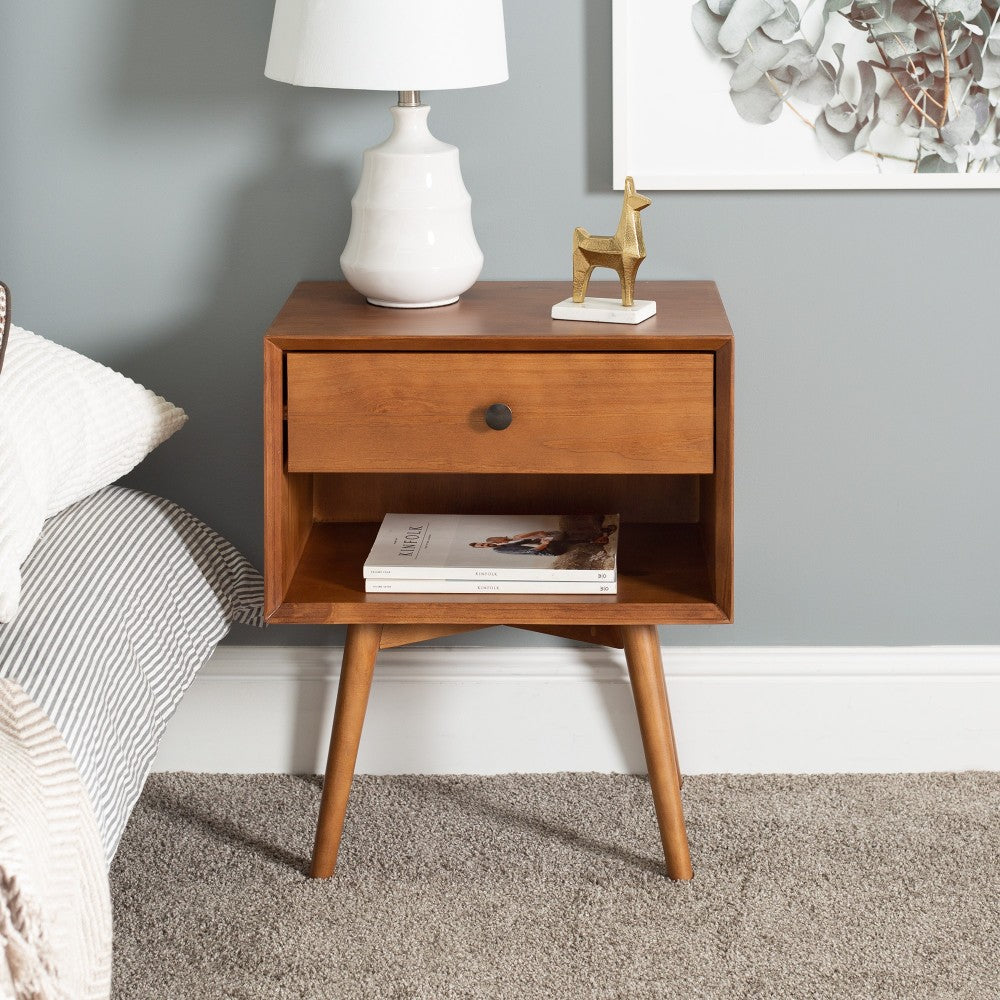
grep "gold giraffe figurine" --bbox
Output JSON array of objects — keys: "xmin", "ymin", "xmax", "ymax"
[{"xmin": 572, "ymin": 176, "xmax": 652, "ymax": 308}]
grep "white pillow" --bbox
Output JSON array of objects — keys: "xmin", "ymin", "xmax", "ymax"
[{"xmin": 0, "ymin": 325, "xmax": 186, "ymax": 622}]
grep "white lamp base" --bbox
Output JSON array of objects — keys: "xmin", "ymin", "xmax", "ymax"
[
  {"xmin": 340, "ymin": 105, "xmax": 483, "ymax": 309},
  {"xmin": 551, "ymin": 297, "xmax": 657, "ymax": 325}
]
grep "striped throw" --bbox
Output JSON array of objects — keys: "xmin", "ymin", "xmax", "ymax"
[
  {"xmin": 0, "ymin": 486, "xmax": 263, "ymax": 861},
  {"xmin": 0, "ymin": 679, "xmax": 112, "ymax": 1000}
]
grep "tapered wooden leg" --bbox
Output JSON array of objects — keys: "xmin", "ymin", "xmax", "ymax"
[
  {"xmin": 310, "ymin": 623, "xmax": 383, "ymax": 878},
  {"xmin": 653, "ymin": 650, "xmax": 684, "ymax": 790},
  {"xmin": 622, "ymin": 624, "xmax": 693, "ymax": 880}
]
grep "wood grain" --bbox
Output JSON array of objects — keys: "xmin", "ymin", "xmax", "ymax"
[
  {"xmin": 699, "ymin": 339, "xmax": 734, "ymax": 622},
  {"xmin": 264, "ymin": 279, "xmax": 734, "ymax": 627},
  {"xmin": 265, "ymin": 281, "xmax": 734, "ymax": 352},
  {"xmin": 507, "ymin": 625, "xmax": 625, "ymax": 647},
  {"xmin": 622, "ymin": 624, "xmax": 692, "ymax": 880},
  {"xmin": 264, "ymin": 339, "xmax": 312, "ymax": 618},
  {"xmin": 311, "ymin": 623, "xmax": 382, "ymax": 878},
  {"xmin": 379, "ymin": 624, "xmax": 490, "ymax": 649},
  {"xmin": 379, "ymin": 623, "xmax": 624, "ymax": 648},
  {"xmin": 312, "ymin": 473, "xmax": 700, "ymax": 525},
  {"xmin": 286, "ymin": 352, "xmax": 714, "ymax": 476}
]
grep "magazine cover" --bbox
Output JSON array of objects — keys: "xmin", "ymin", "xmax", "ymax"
[{"xmin": 364, "ymin": 514, "xmax": 619, "ymax": 581}]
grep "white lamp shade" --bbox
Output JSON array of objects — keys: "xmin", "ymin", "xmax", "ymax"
[{"xmin": 264, "ymin": 0, "xmax": 508, "ymax": 91}]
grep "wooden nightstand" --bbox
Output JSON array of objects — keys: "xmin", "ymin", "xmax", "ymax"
[{"xmin": 264, "ymin": 280, "xmax": 733, "ymax": 881}]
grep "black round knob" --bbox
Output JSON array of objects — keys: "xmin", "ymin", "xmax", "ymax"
[{"xmin": 484, "ymin": 403, "xmax": 512, "ymax": 431}]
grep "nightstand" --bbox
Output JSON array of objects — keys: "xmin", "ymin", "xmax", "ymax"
[{"xmin": 264, "ymin": 280, "xmax": 733, "ymax": 881}]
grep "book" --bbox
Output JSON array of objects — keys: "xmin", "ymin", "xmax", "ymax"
[
  {"xmin": 365, "ymin": 578, "xmax": 616, "ymax": 595},
  {"xmin": 363, "ymin": 514, "xmax": 619, "ymax": 582}
]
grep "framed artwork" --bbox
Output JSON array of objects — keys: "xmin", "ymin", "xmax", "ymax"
[{"xmin": 612, "ymin": 0, "xmax": 1000, "ymax": 189}]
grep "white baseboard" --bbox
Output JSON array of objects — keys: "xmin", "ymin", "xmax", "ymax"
[{"xmin": 153, "ymin": 645, "xmax": 1000, "ymax": 775}]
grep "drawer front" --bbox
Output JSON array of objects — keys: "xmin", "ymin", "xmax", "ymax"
[{"xmin": 286, "ymin": 352, "xmax": 714, "ymax": 475}]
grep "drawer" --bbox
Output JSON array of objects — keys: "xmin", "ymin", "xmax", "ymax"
[{"xmin": 286, "ymin": 352, "xmax": 714, "ymax": 475}]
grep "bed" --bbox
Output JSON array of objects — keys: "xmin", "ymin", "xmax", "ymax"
[{"xmin": 0, "ymin": 283, "xmax": 263, "ymax": 999}]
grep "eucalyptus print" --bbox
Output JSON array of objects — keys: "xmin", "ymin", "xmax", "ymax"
[{"xmin": 691, "ymin": 0, "xmax": 1000, "ymax": 172}]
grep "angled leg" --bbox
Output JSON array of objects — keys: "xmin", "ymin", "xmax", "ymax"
[
  {"xmin": 653, "ymin": 652, "xmax": 684, "ymax": 790},
  {"xmin": 311, "ymin": 623, "xmax": 383, "ymax": 878},
  {"xmin": 622, "ymin": 624, "xmax": 692, "ymax": 880}
]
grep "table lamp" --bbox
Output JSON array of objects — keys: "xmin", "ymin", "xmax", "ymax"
[{"xmin": 265, "ymin": 0, "xmax": 508, "ymax": 308}]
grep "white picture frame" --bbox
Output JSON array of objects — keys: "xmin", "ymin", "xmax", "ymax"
[{"xmin": 612, "ymin": 0, "xmax": 1000, "ymax": 190}]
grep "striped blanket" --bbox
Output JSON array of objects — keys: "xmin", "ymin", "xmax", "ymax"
[{"xmin": 0, "ymin": 486, "xmax": 263, "ymax": 998}]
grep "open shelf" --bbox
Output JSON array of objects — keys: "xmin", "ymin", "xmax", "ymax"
[{"xmin": 269, "ymin": 521, "xmax": 727, "ymax": 626}]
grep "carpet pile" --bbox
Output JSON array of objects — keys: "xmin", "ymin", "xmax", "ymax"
[{"xmin": 110, "ymin": 772, "xmax": 1000, "ymax": 999}]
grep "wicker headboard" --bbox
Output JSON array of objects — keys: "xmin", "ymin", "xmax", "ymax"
[{"xmin": 0, "ymin": 282, "xmax": 9, "ymax": 376}]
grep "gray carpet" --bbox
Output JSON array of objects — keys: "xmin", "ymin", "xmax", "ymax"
[{"xmin": 110, "ymin": 773, "xmax": 1000, "ymax": 1000}]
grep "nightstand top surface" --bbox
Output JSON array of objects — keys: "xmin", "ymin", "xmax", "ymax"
[{"xmin": 265, "ymin": 280, "xmax": 733, "ymax": 351}]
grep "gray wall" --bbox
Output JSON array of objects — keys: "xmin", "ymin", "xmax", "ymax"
[{"xmin": 2, "ymin": 1, "xmax": 997, "ymax": 647}]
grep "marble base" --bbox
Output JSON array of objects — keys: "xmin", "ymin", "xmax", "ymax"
[{"xmin": 550, "ymin": 297, "xmax": 657, "ymax": 325}]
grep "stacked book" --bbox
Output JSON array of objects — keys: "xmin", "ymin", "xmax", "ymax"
[{"xmin": 363, "ymin": 514, "xmax": 619, "ymax": 594}]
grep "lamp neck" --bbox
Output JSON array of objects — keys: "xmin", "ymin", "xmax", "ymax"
[
  {"xmin": 377, "ymin": 104, "xmax": 451, "ymax": 155},
  {"xmin": 397, "ymin": 90, "xmax": 422, "ymax": 108}
]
